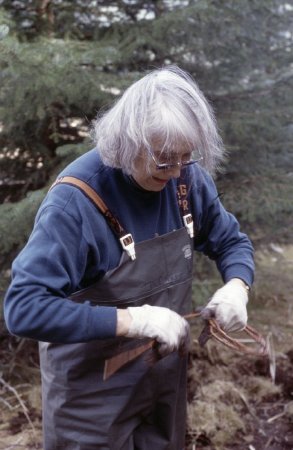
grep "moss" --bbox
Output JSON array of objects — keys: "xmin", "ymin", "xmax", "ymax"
[
  {"xmin": 242, "ymin": 375, "xmax": 281, "ymax": 402},
  {"xmin": 187, "ymin": 380, "xmax": 246, "ymax": 449}
]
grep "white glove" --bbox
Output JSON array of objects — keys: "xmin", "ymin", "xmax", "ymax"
[
  {"xmin": 201, "ymin": 279, "xmax": 249, "ymax": 332},
  {"xmin": 126, "ymin": 304, "xmax": 190, "ymax": 356}
]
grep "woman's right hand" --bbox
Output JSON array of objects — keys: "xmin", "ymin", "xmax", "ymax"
[{"xmin": 118, "ymin": 304, "xmax": 190, "ymax": 356}]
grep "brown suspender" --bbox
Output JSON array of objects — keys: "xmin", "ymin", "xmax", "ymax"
[
  {"xmin": 50, "ymin": 176, "xmax": 126, "ymax": 238},
  {"xmin": 50, "ymin": 176, "xmax": 136, "ymax": 260},
  {"xmin": 50, "ymin": 175, "xmax": 194, "ymax": 258}
]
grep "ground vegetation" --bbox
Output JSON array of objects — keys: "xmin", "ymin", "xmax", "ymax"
[{"xmin": 0, "ymin": 1, "xmax": 292, "ymax": 448}]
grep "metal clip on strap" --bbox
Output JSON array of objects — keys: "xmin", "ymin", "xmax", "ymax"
[
  {"xmin": 183, "ymin": 214, "xmax": 194, "ymax": 238},
  {"xmin": 119, "ymin": 233, "xmax": 136, "ymax": 260},
  {"xmin": 50, "ymin": 176, "xmax": 136, "ymax": 260}
]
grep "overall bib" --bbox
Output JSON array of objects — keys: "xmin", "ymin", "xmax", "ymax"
[{"xmin": 39, "ymin": 179, "xmax": 194, "ymax": 450}]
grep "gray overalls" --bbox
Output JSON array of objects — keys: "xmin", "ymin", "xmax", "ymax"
[{"xmin": 39, "ymin": 177, "xmax": 194, "ymax": 450}]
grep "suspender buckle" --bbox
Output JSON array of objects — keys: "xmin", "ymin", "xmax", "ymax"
[
  {"xmin": 119, "ymin": 234, "xmax": 136, "ymax": 260},
  {"xmin": 183, "ymin": 214, "xmax": 194, "ymax": 238}
]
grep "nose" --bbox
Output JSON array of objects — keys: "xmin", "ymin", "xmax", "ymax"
[{"xmin": 165, "ymin": 165, "xmax": 182, "ymax": 178}]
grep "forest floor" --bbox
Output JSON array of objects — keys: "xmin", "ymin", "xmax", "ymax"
[{"xmin": 0, "ymin": 244, "xmax": 292, "ymax": 450}]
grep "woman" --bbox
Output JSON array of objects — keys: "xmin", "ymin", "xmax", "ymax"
[{"xmin": 4, "ymin": 66, "xmax": 254, "ymax": 449}]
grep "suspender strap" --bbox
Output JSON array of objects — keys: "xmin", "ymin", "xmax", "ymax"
[
  {"xmin": 50, "ymin": 176, "xmax": 126, "ymax": 237},
  {"xmin": 49, "ymin": 174, "xmax": 194, "ymax": 259},
  {"xmin": 50, "ymin": 176, "xmax": 136, "ymax": 260}
]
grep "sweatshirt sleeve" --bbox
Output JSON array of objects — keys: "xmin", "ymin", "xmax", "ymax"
[
  {"xmin": 4, "ymin": 205, "xmax": 117, "ymax": 343},
  {"xmin": 191, "ymin": 169, "xmax": 255, "ymax": 287}
]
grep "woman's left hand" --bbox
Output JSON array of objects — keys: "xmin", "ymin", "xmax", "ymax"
[{"xmin": 201, "ymin": 278, "xmax": 249, "ymax": 332}]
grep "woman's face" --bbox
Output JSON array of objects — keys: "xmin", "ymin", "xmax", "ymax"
[{"xmin": 132, "ymin": 142, "xmax": 192, "ymax": 192}]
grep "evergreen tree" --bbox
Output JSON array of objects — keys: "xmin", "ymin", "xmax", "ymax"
[{"xmin": 0, "ymin": 0, "xmax": 292, "ymax": 237}]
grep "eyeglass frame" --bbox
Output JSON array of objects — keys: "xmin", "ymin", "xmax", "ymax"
[{"xmin": 146, "ymin": 147, "xmax": 203, "ymax": 171}]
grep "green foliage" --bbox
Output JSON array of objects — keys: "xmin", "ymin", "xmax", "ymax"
[
  {"xmin": 1, "ymin": 1, "xmax": 291, "ymax": 179},
  {"xmin": 0, "ymin": 143, "xmax": 87, "ymax": 270},
  {"xmin": 0, "ymin": 0, "xmax": 292, "ymax": 254},
  {"xmin": 0, "ymin": 35, "xmax": 119, "ymax": 140},
  {"xmin": 117, "ymin": 0, "xmax": 293, "ymax": 88},
  {"xmin": 215, "ymin": 76, "xmax": 293, "ymax": 242},
  {"xmin": 0, "ymin": 1, "xmax": 178, "ymax": 40},
  {"xmin": 0, "ymin": 32, "xmax": 137, "ymax": 184},
  {"xmin": 218, "ymin": 169, "xmax": 293, "ymax": 243},
  {"xmin": 0, "ymin": 189, "xmax": 46, "ymax": 262}
]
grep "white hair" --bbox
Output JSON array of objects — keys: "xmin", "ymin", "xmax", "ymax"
[{"xmin": 92, "ymin": 65, "xmax": 226, "ymax": 175}]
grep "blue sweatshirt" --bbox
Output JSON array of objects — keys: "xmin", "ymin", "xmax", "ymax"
[{"xmin": 4, "ymin": 149, "xmax": 254, "ymax": 343}]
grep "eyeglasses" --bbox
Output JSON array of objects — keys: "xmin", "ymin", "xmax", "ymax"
[{"xmin": 147, "ymin": 147, "xmax": 203, "ymax": 171}]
